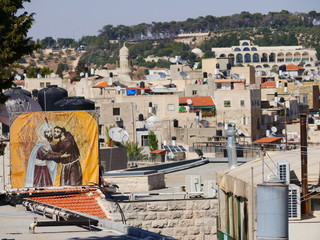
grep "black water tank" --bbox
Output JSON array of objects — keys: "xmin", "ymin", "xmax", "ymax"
[
  {"xmin": 203, "ymin": 72, "xmax": 208, "ymax": 78},
  {"xmin": 109, "ymin": 72, "xmax": 113, "ymax": 78},
  {"xmin": 32, "ymin": 89, "xmax": 38, "ymax": 98},
  {"xmin": 172, "ymin": 136, "xmax": 177, "ymax": 141},
  {"xmin": 227, "ymin": 63, "xmax": 232, "ymax": 70},
  {"xmin": 216, "ymin": 63, "xmax": 220, "ymax": 69},
  {"xmin": 38, "ymin": 85, "xmax": 68, "ymax": 111},
  {"xmin": 216, "ymin": 130, "xmax": 222, "ymax": 136},
  {"xmin": 3, "ymin": 87, "xmax": 31, "ymax": 97},
  {"xmin": 53, "ymin": 96, "xmax": 95, "ymax": 111},
  {"xmin": 140, "ymin": 81, "xmax": 145, "ymax": 88},
  {"xmin": 173, "ymin": 119, "xmax": 179, "ymax": 128},
  {"xmin": 138, "ymin": 114, "xmax": 144, "ymax": 121}
]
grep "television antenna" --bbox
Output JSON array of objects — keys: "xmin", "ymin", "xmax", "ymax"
[{"xmin": 271, "ymin": 126, "xmax": 278, "ymax": 133}]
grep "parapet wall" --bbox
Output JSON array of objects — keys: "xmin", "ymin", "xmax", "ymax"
[{"xmin": 104, "ymin": 199, "xmax": 218, "ymax": 240}]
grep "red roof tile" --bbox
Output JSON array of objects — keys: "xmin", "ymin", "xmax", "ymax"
[
  {"xmin": 253, "ymin": 137, "xmax": 282, "ymax": 144},
  {"xmin": 179, "ymin": 96, "xmax": 215, "ymax": 107},
  {"xmin": 26, "ymin": 188, "xmax": 109, "ymax": 219},
  {"xmin": 286, "ymin": 64, "xmax": 304, "ymax": 70},
  {"xmin": 151, "ymin": 149, "xmax": 167, "ymax": 154},
  {"xmin": 261, "ymin": 81, "xmax": 276, "ymax": 88},
  {"xmin": 93, "ymin": 81, "xmax": 109, "ymax": 88}
]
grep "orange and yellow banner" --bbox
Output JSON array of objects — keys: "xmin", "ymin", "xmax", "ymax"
[{"xmin": 10, "ymin": 111, "xmax": 99, "ymax": 188}]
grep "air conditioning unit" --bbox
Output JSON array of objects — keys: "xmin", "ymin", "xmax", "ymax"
[
  {"xmin": 288, "ymin": 184, "xmax": 301, "ymax": 220},
  {"xmin": 114, "ymin": 116, "xmax": 121, "ymax": 122},
  {"xmin": 203, "ymin": 180, "xmax": 217, "ymax": 198},
  {"xmin": 278, "ymin": 160, "xmax": 290, "ymax": 184},
  {"xmin": 185, "ymin": 175, "xmax": 201, "ymax": 193}
]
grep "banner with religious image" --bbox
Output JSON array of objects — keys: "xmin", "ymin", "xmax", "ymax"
[{"xmin": 10, "ymin": 111, "xmax": 99, "ymax": 188}]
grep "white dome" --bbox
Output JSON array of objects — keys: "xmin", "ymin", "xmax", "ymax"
[{"xmin": 191, "ymin": 48, "xmax": 203, "ymax": 57}]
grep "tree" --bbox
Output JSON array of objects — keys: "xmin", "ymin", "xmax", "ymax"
[
  {"xmin": 0, "ymin": 0, "xmax": 39, "ymax": 104},
  {"xmin": 148, "ymin": 130, "xmax": 158, "ymax": 152},
  {"xmin": 125, "ymin": 141, "xmax": 144, "ymax": 161}
]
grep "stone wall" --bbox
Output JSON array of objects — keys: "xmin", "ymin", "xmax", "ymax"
[{"xmin": 104, "ymin": 199, "xmax": 218, "ymax": 240}]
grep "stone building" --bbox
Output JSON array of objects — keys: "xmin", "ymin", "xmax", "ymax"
[{"xmin": 211, "ymin": 40, "xmax": 318, "ymax": 76}]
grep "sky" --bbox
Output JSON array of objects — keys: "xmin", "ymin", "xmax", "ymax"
[{"xmin": 23, "ymin": 0, "xmax": 320, "ymax": 41}]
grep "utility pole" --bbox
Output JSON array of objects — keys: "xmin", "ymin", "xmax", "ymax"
[{"xmin": 300, "ymin": 113, "xmax": 309, "ymax": 215}]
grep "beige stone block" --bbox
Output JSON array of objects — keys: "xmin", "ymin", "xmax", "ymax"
[
  {"xmin": 182, "ymin": 210, "xmax": 193, "ymax": 219},
  {"xmin": 132, "ymin": 202, "xmax": 148, "ymax": 211},
  {"xmin": 168, "ymin": 201, "xmax": 186, "ymax": 210},
  {"xmin": 186, "ymin": 200, "xmax": 195, "ymax": 210},
  {"xmin": 157, "ymin": 212, "xmax": 170, "ymax": 220},
  {"xmin": 171, "ymin": 211, "xmax": 181, "ymax": 219},
  {"xmin": 145, "ymin": 212, "xmax": 157, "ymax": 220},
  {"xmin": 180, "ymin": 219, "xmax": 194, "ymax": 227},
  {"xmin": 167, "ymin": 219, "xmax": 179, "ymax": 228},
  {"xmin": 148, "ymin": 202, "xmax": 168, "ymax": 211},
  {"xmin": 151, "ymin": 220, "xmax": 168, "ymax": 228},
  {"xmin": 187, "ymin": 226, "xmax": 201, "ymax": 235},
  {"xmin": 174, "ymin": 227, "xmax": 188, "ymax": 236},
  {"xmin": 142, "ymin": 221, "xmax": 152, "ymax": 229},
  {"xmin": 159, "ymin": 228, "xmax": 174, "ymax": 236}
]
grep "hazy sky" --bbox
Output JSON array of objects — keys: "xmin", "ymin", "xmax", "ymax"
[{"xmin": 23, "ymin": 0, "xmax": 320, "ymax": 40}]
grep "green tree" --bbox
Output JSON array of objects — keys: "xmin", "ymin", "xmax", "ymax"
[
  {"xmin": 148, "ymin": 130, "xmax": 158, "ymax": 152},
  {"xmin": 125, "ymin": 141, "xmax": 144, "ymax": 161},
  {"xmin": 0, "ymin": 0, "xmax": 39, "ymax": 103}
]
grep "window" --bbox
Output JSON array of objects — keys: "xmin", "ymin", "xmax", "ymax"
[
  {"xmin": 216, "ymin": 83, "xmax": 222, "ymax": 89},
  {"xmin": 141, "ymin": 135, "xmax": 149, "ymax": 146},
  {"xmin": 46, "ymin": 82, "xmax": 51, "ymax": 87},
  {"xmin": 240, "ymin": 100, "xmax": 245, "ymax": 107},
  {"xmin": 192, "ymin": 90, "xmax": 197, "ymax": 95},
  {"xmin": 113, "ymin": 108, "xmax": 120, "ymax": 115},
  {"xmin": 167, "ymin": 104, "xmax": 175, "ymax": 111},
  {"xmin": 224, "ymin": 101, "xmax": 231, "ymax": 107},
  {"xmin": 154, "ymin": 104, "xmax": 159, "ymax": 110},
  {"xmin": 40, "ymin": 82, "xmax": 44, "ymax": 88},
  {"xmin": 98, "ymin": 124, "xmax": 102, "ymax": 135}
]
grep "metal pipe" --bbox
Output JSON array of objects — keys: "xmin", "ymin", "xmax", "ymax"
[
  {"xmin": 300, "ymin": 114, "xmax": 309, "ymax": 214},
  {"xmin": 226, "ymin": 123, "xmax": 237, "ymax": 169}
]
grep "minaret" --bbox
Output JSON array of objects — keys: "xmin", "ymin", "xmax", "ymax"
[{"xmin": 118, "ymin": 43, "xmax": 131, "ymax": 80}]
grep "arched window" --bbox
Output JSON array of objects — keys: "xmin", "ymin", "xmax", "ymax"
[
  {"xmin": 305, "ymin": 64, "xmax": 312, "ymax": 67},
  {"xmin": 256, "ymin": 65, "xmax": 262, "ymax": 69},
  {"xmin": 251, "ymin": 47, "xmax": 257, "ymax": 51},
  {"xmin": 293, "ymin": 52, "xmax": 301, "ymax": 62},
  {"xmin": 243, "ymin": 47, "xmax": 250, "ymax": 51},
  {"xmin": 302, "ymin": 52, "xmax": 310, "ymax": 62},
  {"xmin": 234, "ymin": 47, "xmax": 241, "ymax": 52},
  {"xmin": 242, "ymin": 42, "xmax": 249, "ymax": 46},
  {"xmin": 261, "ymin": 53, "xmax": 268, "ymax": 62},
  {"xmin": 244, "ymin": 53, "xmax": 251, "ymax": 63},
  {"xmin": 277, "ymin": 52, "xmax": 284, "ymax": 63},
  {"xmin": 228, "ymin": 53, "xmax": 235, "ymax": 58},
  {"xmin": 263, "ymin": 64, "xmax": 270, "ymax": 68},
  {"xmin": 269, "ymin": 53, "xmax": 276, "ymax": 62},
  {"xmin": 220, "ymin": 54, "xmax": 226, "ymax": 57},
  {"xmin": 253, "ymin": 53, "xmax": 259, "ymax": 62},
  {"xmin": 285, "ymin": 52, "xmax": 293, "ymax": 62},
  {"xmin": 236, "ymin": 54, "xmax": 243, "ymax": 63}
]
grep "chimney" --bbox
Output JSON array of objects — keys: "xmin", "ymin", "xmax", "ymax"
[{"xmin": 226, "ymin": 123, "xmax": 237, "ymax": 169}]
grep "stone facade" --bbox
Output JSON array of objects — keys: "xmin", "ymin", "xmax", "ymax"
[{"xmin": 104, "ymin": 199, "xmax": 218, "ymax": 240}]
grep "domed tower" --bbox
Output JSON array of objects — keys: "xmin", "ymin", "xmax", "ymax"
[{"xmin": 118, "ymin": 43, "xmax": 131, "ymax": 80}]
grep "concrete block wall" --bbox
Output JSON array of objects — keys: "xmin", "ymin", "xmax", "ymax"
[{"xmin": 105, "ymin": 199, "xmax": 218, "ymax": 240}]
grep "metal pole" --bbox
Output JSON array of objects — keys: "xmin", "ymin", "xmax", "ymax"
[
  {"xmin": 300, "ymin": 114, "xmax": 309, "ymax": 215},
  {"xmin": 251, "ymin": 167, "xmax": 254, "ymax": 240},
  {"xmin": 261, "ymin": 145, "xmax": 265, "ymax": 183},
  {"xmin": 284, "ymin": 101, "xmax": 288, "ymax": 150}
]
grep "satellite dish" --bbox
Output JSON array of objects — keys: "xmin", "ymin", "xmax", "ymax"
[
  {"xmin": 169, "ymin": 57, "xmax": 177, "ymax": 63},
  {"xmin": 158, "ymin": 72, "xmax": 166, "ymax": 79},
  {"xmin": 271, "ymin": 126, "xmax": 278, "ymax": 133},
  {"xmin": 186, "ymin": 99, "xmax": 193, "ymax": 105},
  {"xmin": 15, "ymin": 75, "xmax": 21, "ymax": 80},
  {"xmin": 282, "ymin": 129, "xmax": 286, "ymax": 134},
  {"xmin": 180, "ymin": 72, "xmax": 189, "ymax": 79},
  {"xmin": 50, "ymin": 73, "xmax": 56, "ymax": 78},
  {"xmin": 108, "ymin": 127, "xmax": 129, "ymax": 143},
  {"xmin": 217, "ymin": 122, "xmax": 223, "ymax": 128},
  {"xmin": 232, "ymin": 74, "xmax": 240, "ymax": 79},
  {"xmin": 199, "ymin": 119, "xmax": 209, "ymax": 127},
  {"xmin": 116, "ymin": 86, "xmax": 121, "ymax": 91}
]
